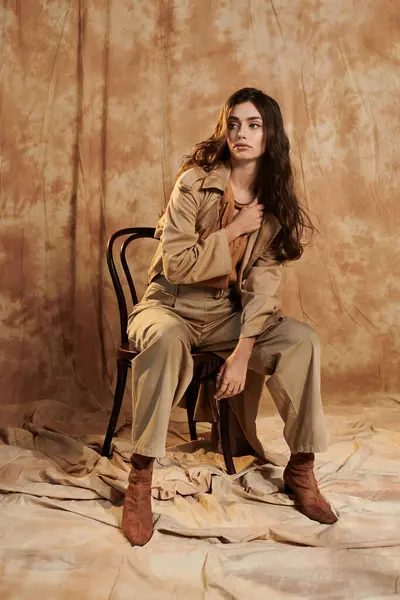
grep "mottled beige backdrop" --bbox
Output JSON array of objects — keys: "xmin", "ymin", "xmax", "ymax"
[{"xmin": 0, "ymin": 0, "xmax": 399, "ymax": 425}]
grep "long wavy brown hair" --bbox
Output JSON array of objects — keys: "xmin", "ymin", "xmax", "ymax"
[{"xmin": 177, "ymin": 87, "xmax": 316, "ymax": 262}]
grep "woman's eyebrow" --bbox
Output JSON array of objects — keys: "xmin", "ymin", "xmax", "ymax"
[{"xmin": 228, "ymin": 116, "xmax": 263, "ymax": 122}]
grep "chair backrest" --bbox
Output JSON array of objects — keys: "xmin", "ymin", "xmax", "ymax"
[{"xmin": 107, "ymin": 227, "xmax": 156, "ymax": 345}]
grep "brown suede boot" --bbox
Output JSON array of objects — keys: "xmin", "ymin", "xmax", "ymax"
[
  {"xmin": 122, "ymin": 454, "xmax": 155, "ymax": 546},
  {"xmin": 283, "ymin": 453, "xmax": 338, "ymax": 525}
]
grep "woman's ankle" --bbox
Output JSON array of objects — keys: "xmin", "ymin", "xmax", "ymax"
[
  {"xmin": 288, "ymin": 452, "xmax": 315, "ymax": 467},
  {"xmin": 131, "ymin": 453, "xmax": 154, "ymax": 469}
]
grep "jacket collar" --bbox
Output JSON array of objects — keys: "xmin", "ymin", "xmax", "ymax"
[{"xmin": 200, "ymin": 162, "xmax": 231, "ymax": 192}]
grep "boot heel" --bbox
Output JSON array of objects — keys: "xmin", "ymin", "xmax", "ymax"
[{"xmin": 284, "ymin": 483, "xmax": 294, "ymax": 495}]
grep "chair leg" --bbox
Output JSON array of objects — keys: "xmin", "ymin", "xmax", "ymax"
[
  {"xmin": 185, "ymin": 382, "xmax": 199, "ymax": 441},
  {"xmin": 219, "ymin": 399, "xmax": 236, "ymax": 475},
  {"xmin": 101, "ymin": 358, "xmax": 129, "ymax": 457}
]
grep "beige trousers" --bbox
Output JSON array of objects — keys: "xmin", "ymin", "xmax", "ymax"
[{"xmin": 127, "ymin": 276, "xmax": 328, "ymax": 458}]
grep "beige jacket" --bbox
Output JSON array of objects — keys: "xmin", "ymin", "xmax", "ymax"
[{"xmin": 148, "ymin": 162, "xmax": 283, "ymax": 339}]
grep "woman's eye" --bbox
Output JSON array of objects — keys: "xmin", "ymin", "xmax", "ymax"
[
  {"xmin": 250, "ymin": 123, "xmax": 261, "ymax": 129},
  {"xmin": 228, "ymin": 123, "xmax": 238, "ymax": 129}
]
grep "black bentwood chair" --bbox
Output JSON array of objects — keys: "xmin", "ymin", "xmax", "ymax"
[{"xmin": 101, "ymin": 227, "xmax": 236, "ymax": 474}]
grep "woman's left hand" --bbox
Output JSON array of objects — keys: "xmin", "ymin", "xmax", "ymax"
[{"xmin": 214, "ymin": 353, "xmax": 249, "ymax": 400}]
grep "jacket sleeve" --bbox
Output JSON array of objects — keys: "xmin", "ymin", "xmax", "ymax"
[
  {"xmin": 239, "ymin": 248, "xmax": 282, "ymax": 339},
  {"xmin": 161, "ymin": 179, "xmax": 232, "ymax": 284}
]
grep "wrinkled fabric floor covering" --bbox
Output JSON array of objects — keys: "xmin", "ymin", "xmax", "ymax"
[{"xmin": 1, "ymin": 394, "xmax": 400, "ymax": 599}]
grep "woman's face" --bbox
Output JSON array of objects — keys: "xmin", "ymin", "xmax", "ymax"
[{"xmin": 226, "ymin": 101, "xmax": 266, "ymax": 162}]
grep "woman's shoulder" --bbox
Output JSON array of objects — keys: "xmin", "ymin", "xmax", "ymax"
[
  {"xmin": 176, "ymin": 166, "xmax": 210, "ymax": 193},
  {"xmin": 175, "ymin": 162, "xmax": 230, "ymax": 194}
]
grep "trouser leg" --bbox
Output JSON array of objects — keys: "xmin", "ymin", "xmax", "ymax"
[
  {"xmin": 254, "ymin": 317, "xmax": 328, "ymax": 453},
  {"xmin": 200, "ymin": 315, "xmax": 328, "ymax": 454},
  {"xmin": 127, "ymin": 307, "xmax": 195, "ymax": 457}
]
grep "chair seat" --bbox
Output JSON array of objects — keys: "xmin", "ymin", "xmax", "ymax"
[{"xmin": 118, "ymin": 342, "xmax": 137, "ymax": 361}]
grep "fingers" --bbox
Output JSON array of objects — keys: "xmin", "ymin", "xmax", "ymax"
[
  {"xmin": 246, "ymin": 204, "xmax": 263, "ymax": 230},
  {"xmin": 249, "ymin": 204, "xmax": 264, "ymax": 218},
  {"xmin": 214, "ymin": 375, "xmax": 234, "ymax": 400},
  {"xmin": 247, "ymin": 199, "xmax": 258, "ymax": 208},
  {"xmin": 246, "ymin": 202, "xmax": 263, "ymax": 212},
  {"xmin": 245, "ymin": 206, "xmax": 264, "ymax": 231},
  {"xmin": 214, "ymin": 381, "xmax": 231, "ymax": 400},
  {"xmin": 214, "ymin": 379, "xmax": 244, "ymax": 400},
  {"xmin": 214, "ymin": 362, "xmax": 246, "ymax": 400},
  {"xmin": 214, "ymin": 369, "xmax": 226, "ymax": 399},
  {"xmin": 232, "ymin": 380, "xmax": 245, "ymax": 397},
  {"xmin": 214, "ymin": 387, "xmax": 227, "ymax": 400},
  {"xmin": 232, "ymin": 381, "xmax": 242, "ymax": 396},
  {"xmin": 216, "ymin": 365, "xmax": 226, "ymax": 383}
]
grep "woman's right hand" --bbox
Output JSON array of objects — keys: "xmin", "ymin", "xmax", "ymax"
[{"xmin": 225, "ymin": 200, "xmax": 264, "ymax": 241}]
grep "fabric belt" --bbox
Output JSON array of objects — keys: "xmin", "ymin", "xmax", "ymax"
[{"xmin": 153, "ymin": 274, "xmax": 233, "ymax": 300}]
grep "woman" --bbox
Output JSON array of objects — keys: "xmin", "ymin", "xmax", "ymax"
[{"xmin": 122, "ymin": 87, "xmax": 338, "ymax": 546}]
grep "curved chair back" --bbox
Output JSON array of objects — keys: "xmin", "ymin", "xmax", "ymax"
[{"xmin": 106, "ymin": 227, "xmax": 156, "ymax": 345}]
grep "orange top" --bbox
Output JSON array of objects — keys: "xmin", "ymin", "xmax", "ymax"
[{"xmin": 200, "ymin": 183, "xmax": 250, "ymax": 288}]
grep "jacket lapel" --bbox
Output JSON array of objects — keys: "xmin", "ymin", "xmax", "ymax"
[
  {"xmin": 238, "ymin": 230, "xmax": 258, "ymax": 283},
  {"xmin": 200, "ymin": 162, "xmax": 231, "ymax": 191},
  {"xmin": 239, "ymin": 214, "xmax": 282, "ymax": 283}
]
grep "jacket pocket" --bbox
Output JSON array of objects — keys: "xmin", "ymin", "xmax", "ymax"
[{"xmin": 142, "ymin": 282, "xmax": 177, "ymax": 307}]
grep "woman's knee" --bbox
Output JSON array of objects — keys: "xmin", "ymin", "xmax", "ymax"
[
  {"xmin": 152, "ymin": 323, "xmax": 189, "ymax": 348},
  {"xmin": 130, "ymin": 317, "xmax": 190, "ymax": 353},
  {"xmin": 285, "ymin": 319, "xmax": 320, "ymax": 348}
]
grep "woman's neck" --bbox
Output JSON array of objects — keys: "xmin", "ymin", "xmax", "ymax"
[{"xmin": 229, "ymin": 159, "xmax": 258, "ymax": 192}]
